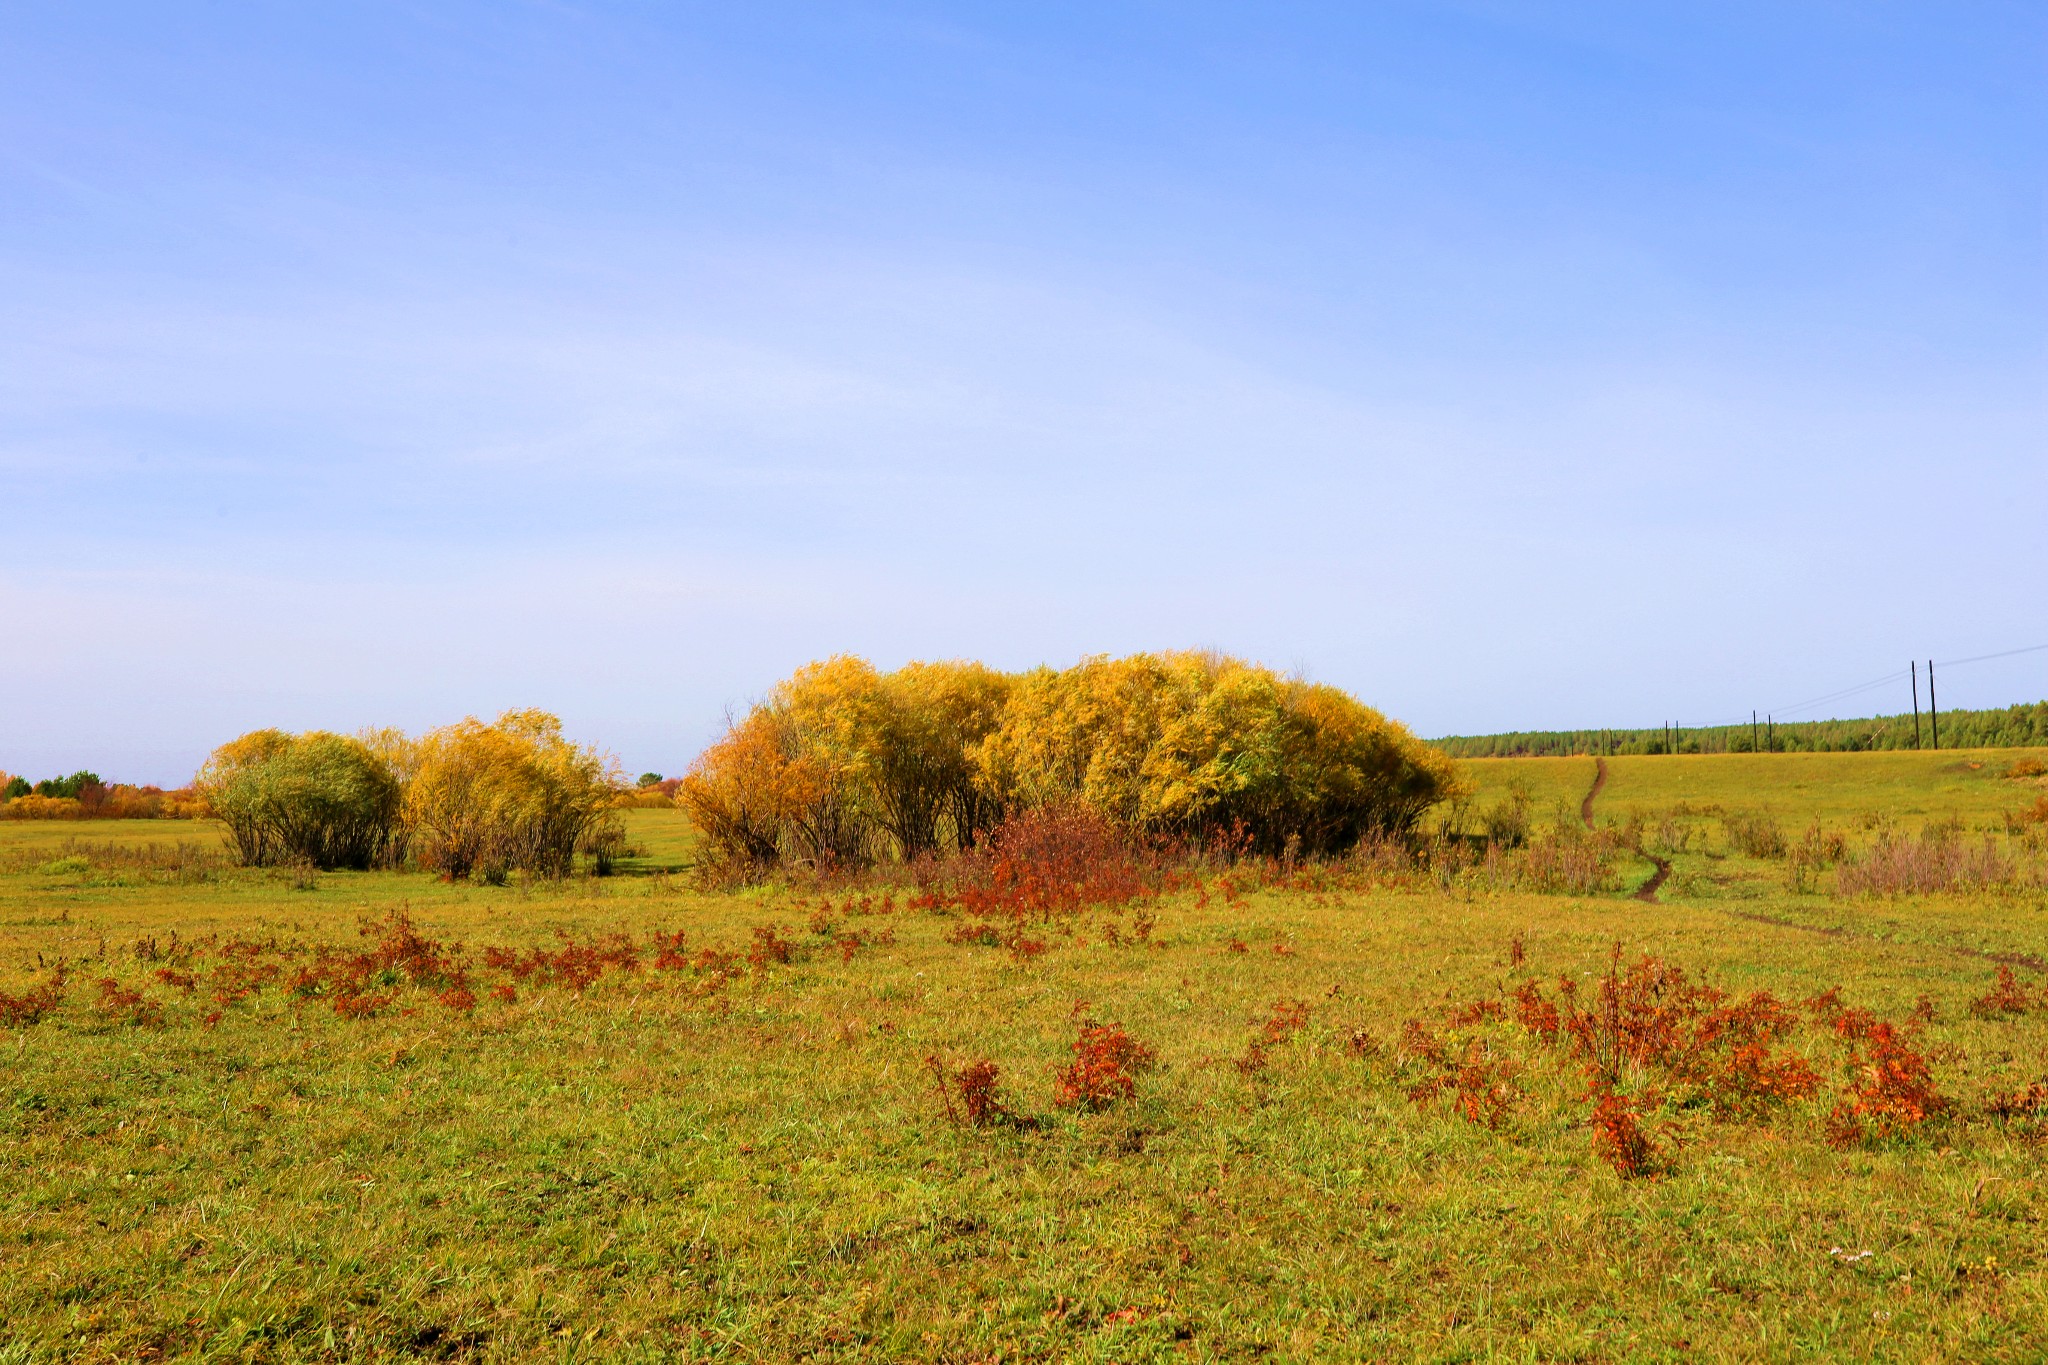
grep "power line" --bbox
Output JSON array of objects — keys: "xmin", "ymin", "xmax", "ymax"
[
  {"xmin": 1766, "ymin": 671, "xmax": 1914, "ymax": 722},
  {"xmin": 1937, "ymin": 642, "xmax": 2048, "ymax": 668},
  {"xmin": 1667, "ymin": 636, "xmax": 2043, "ymax": 734}
]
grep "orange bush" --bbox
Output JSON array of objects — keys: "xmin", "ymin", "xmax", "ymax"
[
  {"xmin": 0, "ymin": 966, "xmax": 67, "ymax": 1026},
  {"xmin": 1589, "ymin": 1088, "xmax": 1659, "ymax": 1178},
  {"xmin": 1053, "ymin": 1020, "xmax": 1156, "ymax": 1110},
  {"xmin": 1825, "ymin": 1014, "xmax": 1951, "ymax": 1146}
]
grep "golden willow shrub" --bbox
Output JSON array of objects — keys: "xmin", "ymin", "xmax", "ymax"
[
  {"xmin": 197, "ymin": 731, "xmax": 403, "ymax": 869},
  {"xmin": 682, "ymin": 660, "xmax": 1011, "ymax": 873},
  {"xmin": 682, "ymin": 652, "xmax": 1459, "ymax": 872},
  {"xmin": 403, "ymin": 710, "xmax": 622, "ymax": 881}
]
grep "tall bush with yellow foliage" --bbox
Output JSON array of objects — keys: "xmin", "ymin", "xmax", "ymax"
[
  {"xmin": 682, "ymin": 652, "xmax": 1458, "ymax": 874},
  {"xmin": 197, "ymin": 711, "xmax": 620, "ymax": 880},
  {"xmin": 403, "ymin": 710, "xmax": 622, "ymax": 882},
  {"xmin": 197, "ymin": 730, "xmax": 403, "ymax": 869}
]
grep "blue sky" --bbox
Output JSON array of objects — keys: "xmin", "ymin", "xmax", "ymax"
[{"xmin": 4, "ymin": 2, "xmax": 2043, "ymax": 783}]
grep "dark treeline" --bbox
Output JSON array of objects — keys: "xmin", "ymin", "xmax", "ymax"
[{"xmin": 1434, "ymin": 701, "xmax": 2048, "ymax": 758}]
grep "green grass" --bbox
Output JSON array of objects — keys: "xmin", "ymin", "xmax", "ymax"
[
  {"xmin": 1457, "ymin": 747, "xmax": 2048, "ymax": 831},
  {"xmin": 3, "ymin": 780, "xmax": 2048, "ymax": 1362}
]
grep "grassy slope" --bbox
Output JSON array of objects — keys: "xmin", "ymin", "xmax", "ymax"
[
  {"xmin": 2, "ymin": 793, "xmax": 2047, "ymax": 1360},
  {"xmin": 1457, "ymin": 748, "xmax": 2048, "ymax": 830}
]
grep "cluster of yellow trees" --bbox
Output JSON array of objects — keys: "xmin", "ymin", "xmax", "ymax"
[
  {"xmin": 680, "ymin": 652, "xmax": 1460, "ymax": 873},
  {"xmin": 198, "ymin": 710, "xmax": 621, "ymax": 877}
]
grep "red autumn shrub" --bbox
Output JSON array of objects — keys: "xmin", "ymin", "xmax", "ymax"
[
  {"xmin": 927, "ymin": 1055, "xmax": 1025, "ymax": 1127},
  {"xmin": 912, "ymin": 803, "xmax": 1168, "ymax": 921},
  {"xmin": 332, "ymin": 990, "xmax": 394, "ymax": 1020},
  {"xmin": 0, "ymin": 966, "xmax": 68, "ymax": 1027},
  {"xmin": 1512, "ymin": 979, "xmax": 1560, "ymax": 1041},
  {"xmin": 1590, "ymin": 1088, "xmax": 1659, "ymax": 1178},
  {"xmin": 747, "ymin": 925, "xmax": 794, "ymax": 972},
  {"xmin": 1237, "ymin": 998, "xmax": 1311, "ymax": 1074},
  {"xmin": 1407, "ymin": 1043, "xmax": 1520, "ymax": 1129},
  {"xmin": 1986, "ymin": 1081, "xmax": 2048, "ymax": 1121},
  {"xmin": 153, "ymin": 968, "xmax": 197, "ymax": 994},
  {"xmin": 93, "ymin": 977, "xmax": 163, "ymax": 1028},
  {"xmin": 1512, "ymin": 948, "xmax": 1819, "ymax": 1118},
  {"xmin": 1825, "ymin": 1015, "xmax": 1951, "ymax": 1147},
  {"xmin": 1969, "ymin": 965, "xmax": 2041, "ymax": 1019},
  {"xmin": 1053, "ymin": 1020, "xmax": 1156, "ymax": 1110},
  {"xmin": 650, "ymin": 930, "xmax": 691, "ymax": 971}
]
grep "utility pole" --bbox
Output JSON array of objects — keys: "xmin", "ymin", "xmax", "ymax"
[
  {"xmin": 1752, "ymin": 710, "xmax": 1759, "ymax": 754},
  {"xmin": 1928, "ymin": 659, "xmax": 1939, "ymax": 750},
  {"xmin": 1768, "ymin": 714, "xmax": 1774, "ymax": 751},
  {"xmin": 1911, "ymin": 662, "xmax": 1922, "ymax": 749}
]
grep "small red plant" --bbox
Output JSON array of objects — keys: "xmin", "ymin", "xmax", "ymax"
[
  {"xmin": 1512, "ymin": 979, "xmax": 1560, "ymax": 1041},
  {"xmin": 1053, "ymin": 1020, "xmax": 1157, "ymax": 1110},
  {"xmin": 0, "ymin": 965, "xmax": 69, "ymax": 1027},
  {"xmin": 93, "ymin": 978, "xmax": 163, "ymax": 1028},
  {"xmin": 1825, "ymin": 1015, "xmax": 1952, "ymax": 1146},
  {"xmin": 1447, "ymin": 998, "xmax": 1505, "ymax": 1026},
  {"xmin": 153, "ymin": 967, "xmax": 197, "ymax": 994},
  {"xmin": 1407, "ymin": 1043, "xmax": 1520, "ymax": 1129},
  {"xmin": 1986, "ymin": 1081, "xmax": 2048, "ymax": 1121},
  {"xmin": 1237, "ymin": 998, "xmax": 1311, "ymax": 1075},
  {"xmin": 912, "ymin": 803, "xmax": 1164, "ymax": 922},
  {"xmin": 332, "ymin": 990, "xmax": 395, "ymax": 1020},
  {"xmin": 945, "ymin": 921, "xmax": 1005, "ymax": 949},
  {"xmin": 1589, "ymin": 1088, "xmax": 1659, "ymax": 1178},
  {"xmin": 650, "ymin": 930, "xmax": 691, "ymax": 971},
  {"xmin": 927, "ymin": 1055, "xmax": 1025, "ymax": 1127},
  {"xmin": 1969, "ymin": 965, "xmax": 2040, "ymax": 1019},
  {"xmin": 1400, "ymin": 1018, "xmax": 1450, "ymax": 1068},
  {"xmin": 747, "ymin": 925, "xmax": 794, "ymax": 973}
]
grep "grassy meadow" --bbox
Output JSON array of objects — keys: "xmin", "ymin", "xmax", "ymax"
[{"xmin": 6, "ymin": 749, "xmax": 2048, "ymax": 1361}]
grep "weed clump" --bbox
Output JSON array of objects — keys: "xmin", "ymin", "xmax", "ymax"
[
  {"xmin": 1969, "ymin": 965, "xmax": 2042, "ymax": 1019},
  {"xmin": 927, "ymin": 1055, "xmax": 1030, "ymax": 1128},
  {"xmin": 1054, "ymin": 1020, "xmax": 1156, "ymax": 1111},
  {"xmin": 1724, "ymin": 811, "xmax": 1787, "ymax": 858},
  {"xmin": 1837, "ymin": 828, "xmax": 2014, "ymax": 896},
  {"xmin": 1589, "ymin": 1088, "xmax": 1660, "ymax": 1178},
  {"xmin": 1236, "ymin": 999, "xmax": 1311, "ymax": 1075},
  {"xmin": 0, "ymin": 965, "xmax": 68, "ymax": 1027},
  {"xmin": 1518, "ymin": 947, "xmax": 1819, "ymax": 1118},
  {"xmin": 1824, "ymin": 1013, "xmax": 1951, "ymax": 1147},
  {"xmin": 93, "ymin": 978, "xmax": 163, "ymax": 1028},
  {"xmin": 1985, "ymin": 1081, "xmax": 2048, "ymax": 1121},
  {"xmin": 1400, "ymin": 1021, "xmax": 1520, "ymax": 1130}
]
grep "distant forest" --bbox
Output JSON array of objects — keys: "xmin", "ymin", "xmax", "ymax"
[{"xmin": 1433, "ymin": 700, "xmax": 2048, "ymax": 758}]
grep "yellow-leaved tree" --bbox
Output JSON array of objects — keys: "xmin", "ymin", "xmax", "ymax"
[
  {"xmin": 683, "ymin": 652, "xmax": 1459, "ymax": 873},
  {"xmin": 403, "ymin": 710, "xmax": 622, "ymax": 881},
  {"xmin": 196, "ymin": 729, "xmax": 403, "ymax": 869}
]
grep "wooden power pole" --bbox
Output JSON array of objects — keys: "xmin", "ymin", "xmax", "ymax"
[
  {"xmin": 1928, "ymin": 659, "xmax": 1939, "ymax": 750},
  {"xmin": 1911, "ymin": 662, "xmax": 1922, "ymax": 749}
]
